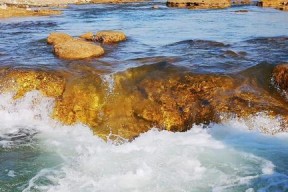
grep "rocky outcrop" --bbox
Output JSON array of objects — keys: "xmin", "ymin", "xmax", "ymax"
[
  {"xmin": 1, "ymin": 64, "xmax": 288, "ymax": 140},
  {"xmin": 47, "ymin": 32, "xmax": 73, "ymax": 45},
  {"xmin": 53, "ymin": 39, "xmax": 104, "ymax": 59},
  {"xmin": 0, "ymin": 5, "xmax": 61, "ymax": 18},
  {"xmin": 257, "ymin": 0, "xmax": 288, "ymax": 11},
  {"xmin": 166, "ymin": 0, "xmax": 231, "ymax": 9},
  {"xmin": 272, "ymin": 64, "xmax": 288, "ymax": 90}
]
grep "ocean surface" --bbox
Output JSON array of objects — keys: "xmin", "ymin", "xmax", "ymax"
[{"xmin": 0, "ymin": 2, "xmax": 288, "ymax": 191}]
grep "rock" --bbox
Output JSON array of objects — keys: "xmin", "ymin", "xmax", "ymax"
[
  {"xmin": 166, "ymin": 0, "xmax": 231, "ymax": 9},
  {"xmin": 234, "ymin": 10, "xmax": 249, "ymax": 13},
  {"xmin": 47, "ymin": 32, "xmax": 73, "ymax": 45},
  {"xmin": 53, "ymin": 75, "xmax": 106, "ymax": 136},
  {"xmin": 53, "ymin": 39, "xmax": 104, "ymax": 59},
  {"xmin": 0, "ymin": 0, "xmax": 79, "ymax": 7},
  {"xmin": 95, "ymin": 30, "xmax": 126, "ymax": 44},
  {"xmin": 152, "ymin": 5, "xmax": 159, "ymax": 9},
  {"xmin": 223, "ymin": 50, "xmax": 246, "ymax": 57},
  {"xmin": 272, "ymin": 64, "xmax": 288, "ymax": 90},
  {"xmin": 0, "ymin": 68, "xmax": 65, "ymax": 99},
  {"xmin": 1, "ymin": 64, "xmax": 288, "ymax": 140},
  {"xmin": 80, "ymin": 32, "xmax": 94, "ymax": 41},
  {"xmin": 257, "ymin": 0, "xmax": 288, "ymax": 11},
  {"xmin": 232, "ymin": 0, "xmax": 251, "ymax": 5},
  {"xmin": 0, "ymin": 6, "xmax": 61, "ymax": 18}
]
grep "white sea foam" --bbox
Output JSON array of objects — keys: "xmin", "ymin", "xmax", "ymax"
[{"xmin": 0, "ymin": 91, "xmax": 287, "ymax": 192}]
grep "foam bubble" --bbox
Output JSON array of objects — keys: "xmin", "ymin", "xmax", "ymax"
[{"xmin": 0, "ymin": 91, "xmax": 287, "ymax": 192}]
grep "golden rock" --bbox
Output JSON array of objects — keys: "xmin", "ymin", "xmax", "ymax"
[
  {"xmin": 47, "ymin": 32, "xmax": 73, "ymax": 45},
  {"xmin": 0, "ymin": 6, "xmax": 61, "ymax": 18},
  {"xmin": 53, "ymin": 39, "xmax": 105, "ymax": 59},
  {"xmin": 95, "ymin": 31, "xmax": 126, "ymax": 44},
  {"xmin": 80, "ymin": 32, "xmax": 94, "ymax": 41}
]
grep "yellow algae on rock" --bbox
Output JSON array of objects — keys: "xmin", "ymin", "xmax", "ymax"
[
  {"xmin": 53, "ymin": 75, "xmax": 108, "ymax": 138},
  {"xmin": 0, "ymin": 68, "xmax": 65, "ymax": 99},
  {"xmin": 53, "ymin": 39, "xmax": 105, "ymax": 59},
  {"xmin": 0, "ymin": 64, "xmax": 288, "ymax": 140},
  {"xmin": 95, "ymin": 31, "xmax": 126, "ymax": 44},
  {"xmin": 47, "ymin": 32, "xmax": 73, "ymax": 45}
]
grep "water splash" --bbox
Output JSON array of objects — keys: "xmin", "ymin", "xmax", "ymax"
[{"xmin": 0, "ymin": 91, "xmax": 287, "ymax": 192}]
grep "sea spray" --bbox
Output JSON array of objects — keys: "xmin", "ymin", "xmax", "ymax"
[{"xmin": 0, "ymin": 91, "xmax": 287, "ymax": 191}]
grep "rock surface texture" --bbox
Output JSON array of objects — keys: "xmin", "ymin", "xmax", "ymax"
[
  {"xmin": 47, "ymin": 32, "xmax": 105, "ymax": 59},
  {"xmin": 1, "ymin": 64, "xmax": 288, "ymax": 140},
  {"xmin": 53, "ymin": 39, "xmax": 105, "ymax": 59},
  {"xmin": 257, "ymin": 0, "xmax": 288, "ymax": 11},
  {"xmin": 47, "ymin": 32, "xmax": 73, "ymax": 45},
  {"xmin": 272, "ymin": 64, "xmax": 288, "ymax": 90},
  {"xmin": 231, "ymin": 0, "xmax": 251, "ymax": 5},
  {"xmin": 166, "ymin": 0, "xmax": 231, "ymax": 9},
  {"xmin": 95, "ymin": 31, "xmax": 127, "ymax": 44}
]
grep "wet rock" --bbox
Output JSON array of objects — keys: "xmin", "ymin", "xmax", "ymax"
[
  {"xmin": 257, "ymin": 0, "xmax": 288, "ymax": 11},
  {"xmin": 0, "ymin": 6, "xmax": 61, "ymax": 18},
  {"xmin": 53, "ymin": 39, "xmax": 104, "ymax": 59},
  {"xmin": 152, "ymin": 5, "xmax": 159, "ymax": 9},
  {"xmin": 272, "ymin": 64, "xmax": 288, "ymax": 90},
  {"xmin": 1, "ymin": 64, "xmax": 288, "ymax": 140},
  {"xmin": 80, "ymin": 32, "xmax": 94, "ymax": 41},
  {"xmin": 0, "ymin": 68, "xmax": 65, "ymax": 99},
  {"xmin": 53, "ymin": 75, "xmax": 106, "ymax": 136},
  {"xmin": 166, "ymin": 0, "xmax": 231, "ymax": 9},
  {"xmin": 95, "ymin": 30, "xmax": 127, "ymax": 44},
  {"xmin": 47, "ymin": 32, "xmax": 73, "ymax": 45}
]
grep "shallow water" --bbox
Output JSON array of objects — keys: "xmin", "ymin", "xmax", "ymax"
[{"xmin": 0, "ymin": 2, "xmax": 288, "ymax": 192}]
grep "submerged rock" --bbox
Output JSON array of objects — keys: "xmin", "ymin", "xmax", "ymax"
[
  {"xmin": 257, "ymin": 0, "xmax": 288, "ymax": 11},
  {"xmin": 95, "ymin": 31, "xmax": 127, "ymax": 44},
  {"xmin": 1, "ymin": 64, "xmax": 288, "ymax": 140},
  {"xmin": 0, "ymin": 5, "xmax": 61, "ymax": 18},
  {"xmin": 47, "ymin": 32, "xmax": 73, "ymax": 45},
  {"xmin": 166, "ymin": 0, "xmax": 231, "ymax": 9},
  {"xmin": 53, "ymin": 39, "xmax": 104, "ymax": 59}
]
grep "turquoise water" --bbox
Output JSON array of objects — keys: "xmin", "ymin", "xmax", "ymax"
[{"xmin": 0, "ymin": 2, "xmax": 288, "ymax": 191}]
